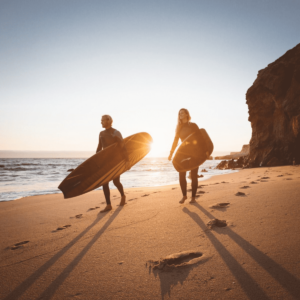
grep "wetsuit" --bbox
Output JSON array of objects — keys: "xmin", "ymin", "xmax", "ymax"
[
  {"xmin": 96, "ymin": 128, "xmax": 129, "ymax": 205},
  {"xmin": 170, "ymin": 122, "xmax": 200, "ymax": 197}
]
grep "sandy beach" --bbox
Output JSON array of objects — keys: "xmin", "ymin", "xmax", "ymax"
[{"xmin": 1, "ymin": 165, "xmax": 300, "ymax": 300}]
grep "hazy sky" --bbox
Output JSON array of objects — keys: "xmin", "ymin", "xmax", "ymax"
[{"xmin": 1, "ymin": 0, "xmax": 300, "ymax": 156}]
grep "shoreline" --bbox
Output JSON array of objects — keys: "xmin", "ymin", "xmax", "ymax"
[
  {"xmin": 0, "ymin": 167, "xmax": 239, "ymax": 202},
  {"xmin": 0, "ymin": 157, "xmax": 232, "ymax": 202},
  {"xmin": 1, "ymin": 165, "xmax": 299, "ymax": 300}
]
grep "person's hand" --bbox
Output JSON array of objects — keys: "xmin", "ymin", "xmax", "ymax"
[
  {"xmin": 168, "ymin": 154, "xmax": 172, "ymax": 161},
  {"xmin": 125, "ymin": 161, "xmax": 131, "ymax": 170}
]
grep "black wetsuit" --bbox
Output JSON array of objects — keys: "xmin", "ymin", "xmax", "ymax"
[
  {"xmin": 170, "ymin": 122, "xmax": 200, "ymax": 197},
  {"xmin": 96, "ymin": 128, "xmax": 129, "ymax": 205}
]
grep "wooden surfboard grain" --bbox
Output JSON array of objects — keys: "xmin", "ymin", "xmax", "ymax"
[
  {"xmin": 172, "ymin": 128, "xmax": 214, "ymax": 172},
  {"xmin": 58, "ymin": 132, "xmax": 153, "ymax": 199}
]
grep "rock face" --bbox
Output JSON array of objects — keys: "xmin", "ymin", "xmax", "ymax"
[
  {"xmin": 230, "ymin": 145, "xmax": 249, "ymax": 156},
  {"xmin": 246, "ymin": 43, "xmax": 300, "ymax": 167}
]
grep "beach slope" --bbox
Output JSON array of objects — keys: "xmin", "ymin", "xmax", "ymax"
[{"xmin": 0, "ymin": 166, "xmax": 300, "ymax": 300}]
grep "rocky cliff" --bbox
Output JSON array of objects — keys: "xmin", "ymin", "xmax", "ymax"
[
  {"xmin": 230, "ymin": 144, "xmax": 249, "ymax": 156},
  {"xmin": 246, "ymin": 43, "xmax": 300, "ymax": 167}
]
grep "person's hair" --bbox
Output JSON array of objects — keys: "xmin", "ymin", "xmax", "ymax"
[
  {"xmin": 175, "ymin": 108, "xmax": 191, "ymax": 133},
  {"xmin": 102, "ymin": 115, "xmax": 113, "ymax": 126}
]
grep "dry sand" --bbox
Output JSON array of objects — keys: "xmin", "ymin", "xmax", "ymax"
[{"xmin": 1, "ymin": 165, "xmax": 300, "ymax": 300}]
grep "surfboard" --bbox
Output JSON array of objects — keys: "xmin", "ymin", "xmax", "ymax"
[
  {"xmin": 58, "ymin": 132, "xmax": 153, "ymax": 199},
  {"xmin": 172, "ymin": 128, "xmax": 214, "ymax": 172}
]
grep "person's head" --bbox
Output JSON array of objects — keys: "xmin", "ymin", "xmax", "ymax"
[
  {"xmin": 101, "ymin": 115, "xmax": 113, "ymax": 129},
  {"xmin": 178, "ymin": 108, "xmax": 191, "ymax": 122},
  {"xmin": 176, "ymin": 108, "xmax": 191, "ymax": 133}
]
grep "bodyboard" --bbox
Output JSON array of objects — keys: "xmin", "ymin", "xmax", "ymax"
[{"xmin": 172, "ymin": 128, "xmax": 214, "ymax": 172}]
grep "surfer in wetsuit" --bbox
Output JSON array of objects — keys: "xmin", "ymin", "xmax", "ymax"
[
  {"xmin": 96, "ymin": 115, "xmax": 130, "ymax": 212},
  {"xmin": 168, "ymin": 108, "xmax": 200, "ymax": 204}
]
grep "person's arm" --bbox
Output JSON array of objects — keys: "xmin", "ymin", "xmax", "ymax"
[
  {"xmin": 96, "ymin": 133, "xmax": 103, "ymax": 153},
  {"xmin": 168, "ymin": 134, "xmax": 180, "ymax": 161}
]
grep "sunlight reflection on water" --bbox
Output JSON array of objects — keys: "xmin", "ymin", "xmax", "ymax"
[{"xmin": 0, "ymin": 158, "xmax": 236, "ymax": 201}]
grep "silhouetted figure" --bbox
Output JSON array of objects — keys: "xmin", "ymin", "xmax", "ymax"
[
  {"xmin": 96, "ymin": 115, "xmax": 130, "ymax": 212},
  {"xmin": 168, "ymin": 108, "xmax": 200, "ymax": 204}
]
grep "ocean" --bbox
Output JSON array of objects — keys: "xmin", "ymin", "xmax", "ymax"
[{"xmin": 0, "ymin": 157, "xmax": 236, "ymax": 202}]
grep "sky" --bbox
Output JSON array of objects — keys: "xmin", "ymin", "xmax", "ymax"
[{"xmin": 1, "ymin": 0, "xmax": 300, "ymax": 157}]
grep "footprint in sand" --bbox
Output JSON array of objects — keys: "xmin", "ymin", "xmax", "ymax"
[
  {"xmin": 141, "ymin": 194, "xmax": 150, "ymax": 197},
  {"xmin": 56, "ymin": 225, "xmax": 71, "ymax": 231},
  {"xmin": 172, "ymin": 188, "xmax": 177, "ymax": 190},
  {"xmin": 277, "ymin": 175, "xmax": 284, "ymax": 177},
  {"xmin": 235, "ymin": 192, "xmax": 246, "ymax": 196},
  {"xmin": 207, "ymin": 219, "xmax": 227, "ymax": 229},
  {"xmin": 75, "ymin": 214, "xmax": 83, "ymax": 219},
  {"xmin": 197, "ymin": 191, "xmax": 205, "ymax": 194},
  {"xmin": 250, "ymin": 181, "xmax": 258, "ymax": 184},
  {"xmin": 261, "ymin": 177, "xmax": 270, "ymax": 179},
  {"xmin": 10, "ymin": 241, "xmax": 30, "ymax": 250},
  {"xmin": 128, "ymin": 198, "xmax": 138, "ymax": 201},
  {"xmin": 210, "ymin": 203, "xmax": 230, "ymax": 209},
  {"xmin": 148, "ymin": 251, "xmax": 204, "ymax": 271},
  {"xmin": 88, "ymin": 207, "xmax": 100, "ymax": 211},
  {"xmin": 221, "ymin": 181, "xmax": 229, "ymax": 184},
  {"xmin": 240, "ymin": 186, "xmax": 250, "ymax": 189}
]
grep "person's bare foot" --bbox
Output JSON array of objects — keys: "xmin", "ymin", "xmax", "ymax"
[
  {"xmin": 119, "ymin": 195, "xmax": 126, "ymax": 206},
  {"xmin": 189, "ymin": 197, "xmax": 197, "ymax": 203},
  {"xmin": 100, "ymin": 205, "xmax": 112, "ymax": 213},
  {"xmin": 179, "ymin": 196, "xmax": 188, "ymax": 204}
]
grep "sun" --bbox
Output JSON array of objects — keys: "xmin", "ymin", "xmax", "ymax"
[{"xmin": 149, "ymin": 141, "xmax": 162, "ymax": 157}]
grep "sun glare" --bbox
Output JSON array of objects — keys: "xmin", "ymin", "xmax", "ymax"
[{"xmin": 149, "ymin": 141, "xmax": 162, "ymax": 157}]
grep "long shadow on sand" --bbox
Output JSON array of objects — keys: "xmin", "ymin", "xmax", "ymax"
[
  {"xmin": 192, "ymin": 203, "xmax": 300, "ymax": 299},
  {"xmin": 36, "ymin": 207, "xmax": 123, "ymax": 300},
  {"xmin": 4, "ymin": 208, "xmax": 123, "ymax": 300},
  {"xmin": 182, "ymin": 206, "xmax": 269, "ymax": 300}
]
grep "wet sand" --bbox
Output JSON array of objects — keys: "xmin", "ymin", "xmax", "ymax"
[{"xmin": 0, "ymin": 165, "xmax": 300, "ymax": 300}]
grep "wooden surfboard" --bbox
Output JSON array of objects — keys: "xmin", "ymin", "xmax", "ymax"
[
  {"xmin": 172, "ymin": 128, "xmax": 214, "ymax": 172},
  {"xmin": 58, "ymin": 132, "xmax": 153, "ymax": 199}
]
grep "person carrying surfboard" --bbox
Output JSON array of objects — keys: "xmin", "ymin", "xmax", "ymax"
[
  {"xmin": 168, "ymin": 108, "xmax": 200, "ymax": 204},
  {"xmin": 96, "ymin": 115, "xmax": 130, "ymax": 212}
]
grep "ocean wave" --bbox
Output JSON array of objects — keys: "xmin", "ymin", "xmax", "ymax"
[
  {"xmin": 3, "ymin": 167, "xmax": 39, "ymax": 171},
  {"xmin": 0, "ymin": 157, "xmax": 236, "ymax": 202}
]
